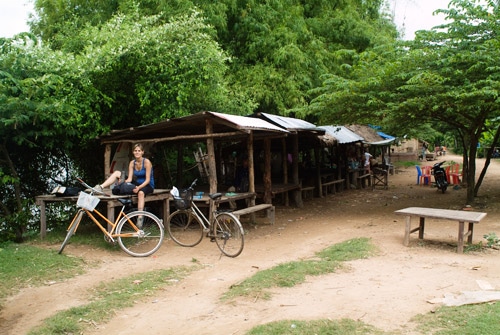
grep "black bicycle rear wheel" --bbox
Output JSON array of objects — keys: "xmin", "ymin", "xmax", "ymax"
[
  {"xmin": 116, "ymin": 211, "xmax": 164, "ymax": 257},
  {"xmin": 59, "ymin": 210, "xmax": 84, "ymax": 254},
  {"xmin": 214, "ymin": 212, "xmax": 244, "ymax": 257},
  {"xmin": 167, "ymin": 209, "xmax": 204, "ymax": 247}
]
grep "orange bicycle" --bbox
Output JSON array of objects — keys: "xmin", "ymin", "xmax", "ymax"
[{"xmin": 58, "ymin": 178, "xmax": 164, "ymax": 257}]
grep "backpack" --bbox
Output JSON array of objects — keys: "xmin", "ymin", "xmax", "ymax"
[{"xmin": 51, "ymin": 186, "xmax": 81, "ymax": 197}]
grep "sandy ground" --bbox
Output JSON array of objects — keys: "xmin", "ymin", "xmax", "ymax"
[{"xmin": 2, "ymin": 154, "xmax": 500, "ymax": 335}]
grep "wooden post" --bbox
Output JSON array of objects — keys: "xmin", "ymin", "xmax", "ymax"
[
  {"xmin": 315, "ymin": 146, "xmax": 322, "ymax": 197},
  {"xmin": 247, "ymin": 132, "xmax": 256, "ymax": 207},
  {"xmin": 104, "ymin": 144, "xmax": 112, "ymax": 177},
  {"xmin": 281, "ymin": 138, "xmax": 289, "ymax": 206},
  {"xmin": 206, "ymin": 119, "xmax": 218, "ymax": 223},
  {"xmin": 176, "ymin": 143, "xmax": 184, "ymax": 187},
  {"xmin": 292, "ymin": 134, "xmax": 303, "ymax": 207},
  {"xmin": 263, "ymin": 138, "xmax": 272, "ymax": 204}
]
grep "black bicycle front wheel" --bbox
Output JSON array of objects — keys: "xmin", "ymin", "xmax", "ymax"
[
  {"xmin": 167, "ymin": 209, "xmax": 204, "ymax": 247},
  {"xmin": 214, "ymin": 212, "xmax": 244, "ymax": 257},
  {"xmin": 116, "ymin": 211, "xmax": 164, "ymax": 257},
  {"xmin": 59, "ymin": 210, "xmax": 84, "ymax": 254}
]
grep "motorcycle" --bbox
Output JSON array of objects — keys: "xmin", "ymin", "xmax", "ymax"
[{"xmin": 431, "ymin": 161, "xmax": 448, "ymax": 193}]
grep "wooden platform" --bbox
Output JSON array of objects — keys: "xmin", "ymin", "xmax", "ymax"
[{"xmin": 36, "ymin": 189, "xmax": 171, "ymax": 239}]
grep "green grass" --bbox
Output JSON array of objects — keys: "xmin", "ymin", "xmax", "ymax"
[
  {"xmin": 246, "ymin": 318, "xmax": 386, "ymax": 335},
  {"xmin": 27, "ymin": 265, "xmax": 198, "ymax": 335},
  {"xmin": 224, "ymin": 237, "xmax": 377, "ymax": 301},
  {"xmin": 412, "ymin": 302, "xmax": 500, "ymax": 335},
  {"xmin": 0, "ymin": 242, "xmax": 86, "ymax": 301}
]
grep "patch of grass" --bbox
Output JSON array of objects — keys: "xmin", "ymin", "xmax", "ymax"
[
  {"xmin": 413, "ymin": 302, "xmax": 500, "ymax": 335},
  {"xmin": 0, "ymin": 242, "xmax": 86, "ymax": 301},
  {"xmin": 246, "ymin": 318, "xmax": 387, "ymax": 335},
  {"xmin": 224, "ymin": 237, "xmax": 377, "ymax": 300},
  {"xmin": 28, "ymin": 265, "xmax": 199, "ymax": 335}
]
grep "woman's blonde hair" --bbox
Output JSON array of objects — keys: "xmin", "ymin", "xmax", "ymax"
[{"xmin": 133, "ymin": 143, "xmax": 144, "ymax": 151}]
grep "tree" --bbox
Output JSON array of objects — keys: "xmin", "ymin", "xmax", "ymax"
[
  {"xmin": 1, "ymin": 11, "xmax": 245, "ymax": 241},
  {"xmin": 308, "ymin": 0, "xmax": 500, "ymax": 204},
  {"xmin": 31, "ymin": 0, "xmax": 398, "ymax": 117},
  {"xmin": 0, "ymin": 34, "xmax": 101, "ymax": 240}
]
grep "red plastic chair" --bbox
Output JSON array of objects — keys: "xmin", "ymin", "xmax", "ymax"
[
  {"xmin": 450, "ymin": 164, "xmax": 462, "ymax": 184},
  {"xmin": 421, "ymin": 166, "xmax": 432, "ymax": 185},
  {"xmin": 445, "ymin": 165, "xmax": 451, "ymax": 184}
]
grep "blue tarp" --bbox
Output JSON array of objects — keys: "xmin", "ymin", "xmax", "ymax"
[{"xmin": 377, "ymin": 131, "xmax": 396, "ymax": 140}]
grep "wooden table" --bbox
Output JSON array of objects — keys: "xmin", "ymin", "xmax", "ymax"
[
  {"xmin": 35, "ymin": 189, "xmax": 171, "ymax": 239},
  {"xmin": 394, "ymin": 207, "xmax": 487, "ymax": 253}
]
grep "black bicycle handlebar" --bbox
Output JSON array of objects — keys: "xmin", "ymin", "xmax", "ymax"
[{"xmin": 189, "ymin": 178, "xmax": 198, "ymax": 190}]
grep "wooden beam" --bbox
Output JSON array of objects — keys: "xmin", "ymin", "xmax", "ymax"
[{"xmin": 101, "ymin": 131, "xmax": 246, "ymax": 145}]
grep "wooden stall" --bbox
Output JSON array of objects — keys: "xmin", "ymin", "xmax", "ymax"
[
  {"xmin": 251, "ymin": 112, "xmax": 332, "ymax": 204},
  {"xmin": 99, "ymin": 111, "xmax": 289, "ymax": 222}
]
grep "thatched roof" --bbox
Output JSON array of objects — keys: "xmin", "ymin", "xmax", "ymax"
[{"xmin": 346, "ymin": 125, "xmax": 385, "ymax": 143}]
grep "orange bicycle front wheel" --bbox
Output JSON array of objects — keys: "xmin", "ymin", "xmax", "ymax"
[{"xmin": 116, "ymin": 211, "xmax": 164, "ymax": 257}]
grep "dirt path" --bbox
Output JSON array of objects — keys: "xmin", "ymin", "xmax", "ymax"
[{"xmin": 2, "ymin": 154, "xmax": 500, "ymax": 335}]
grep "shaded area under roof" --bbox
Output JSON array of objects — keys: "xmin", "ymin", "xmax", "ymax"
[{"xmin": 99, "ymin": 111, "xmax": 288, "ymax": 144}]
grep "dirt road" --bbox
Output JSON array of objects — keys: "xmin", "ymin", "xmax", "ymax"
[{"xmin": 2, "ymin": 154, "xmax": 500, "ymax": 335}]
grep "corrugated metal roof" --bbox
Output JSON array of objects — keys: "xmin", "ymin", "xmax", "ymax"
[
  {"xmin": 211, "ymin": 112, "xmax": 287, "ymax": 132},
  {"xmin": 251, "ymin": 112, "xmax": 325, "ymax": 133},
  {"xmin": 319, "ymin": 125, "xmax": 364, "ymax": 144},
  {"xmin": 99, "ymin": 111, "xmax": 288, "ymax": 144}
]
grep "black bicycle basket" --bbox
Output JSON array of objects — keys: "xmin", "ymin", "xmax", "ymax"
[{"xmin": 173, "ymin": 188, "xmax": 193, "ymax": 209}]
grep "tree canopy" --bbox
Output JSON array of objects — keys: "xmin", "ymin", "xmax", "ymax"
[{"xmin": 308, "ymin": 0, "xmax": 500, "ymax": 203}]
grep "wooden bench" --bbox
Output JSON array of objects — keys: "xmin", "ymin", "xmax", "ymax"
[
  {"xmin": 357, "ymin": 173, "xmax": 372, "ymax": 189},
  {"xmin": 394, "ymin": 207, "xmax": 487, "ymax": 253},
  {"xmin": 321, "ymin": 179, "xmax": 345, "ymax": 195},
  {"xmin": 301, "ymin": 186, "xmax": 315, "ymax": 200},
  {"xmin": 233, "ymin": 203, "xmax": 275, "ymax": 225}
]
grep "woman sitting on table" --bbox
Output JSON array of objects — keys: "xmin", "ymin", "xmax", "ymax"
[{"xmin": 95, "ymin": 143, "xmax": 154, "ymax": 214}]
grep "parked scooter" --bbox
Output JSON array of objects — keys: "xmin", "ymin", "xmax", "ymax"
[{"xmin": 431, "ymin": 161, "xmax": 448, "ymax": 193}]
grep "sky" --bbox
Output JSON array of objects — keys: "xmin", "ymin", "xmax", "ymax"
[
  {"xmin": 0, "ymin": 0, "xmax": 33, "ymax": 38},
  {"xmin": 389, "ymin": 0, "xmax": 450, "ymax": 40},
  {"xmin": 0, "ymin": 0, "xmax": 449, "ymax": 39}
]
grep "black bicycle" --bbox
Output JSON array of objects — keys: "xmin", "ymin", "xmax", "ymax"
[{"xmin": 167, "ymin": 179, "xmax": 244, "ymax": 257}]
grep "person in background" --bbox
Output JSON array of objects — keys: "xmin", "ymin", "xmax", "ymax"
[
  {"xmin": 234, "ymin": 157, "xmax": 249, "ymax": 192},
  {"xmin": 95, "ymin": 143, "xmax": 155, "ymax": 215},
  {"xmin": 364, "ymin": 149, "xmax": 372, "ymax": 173}
]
